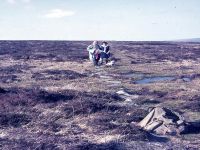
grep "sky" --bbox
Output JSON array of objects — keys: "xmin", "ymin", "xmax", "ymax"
[{"xmin": 0, "ymin": 0, "xmax": 200, "ymax": 41}]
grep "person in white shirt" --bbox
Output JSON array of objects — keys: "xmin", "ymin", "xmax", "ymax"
[{"xmin": 87, "ymin": 41, "xmax": 101, "ymax": 66}]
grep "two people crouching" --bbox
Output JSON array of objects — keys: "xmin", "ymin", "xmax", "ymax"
[{"xmin": 87, "ymin": 41, "xmax": 110, "ymax": 66}]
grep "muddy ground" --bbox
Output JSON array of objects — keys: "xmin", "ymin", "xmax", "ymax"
[{"xmin": 0, "ymin": 41, "xmax": 200, "ymax": 149}]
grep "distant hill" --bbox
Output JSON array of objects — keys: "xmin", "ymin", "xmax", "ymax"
[{"xmin": 176, "ymin": 38, "xmax": 200, "ymax": 43}]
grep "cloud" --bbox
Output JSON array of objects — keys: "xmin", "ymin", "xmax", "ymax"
[
  {"xmin": 6, "ymin": 0, "xmax": 31, "ymax": 4},
  {"xmin": 6, "ymin": 0, "xmax": 16, "ymax": 4},
  {"xmin": 21, "ymin": 0, "xmax": 31, "ymax": 3},
  {"xmin": 44, "ymin": 9, "xmax": 75, "ymax": 18}
]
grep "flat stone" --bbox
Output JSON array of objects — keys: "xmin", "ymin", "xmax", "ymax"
[
  {"xmin": 105, "ymin": 80, "xmax": 121, "ymax": 84},
  {"xmin": 116, "ymin": 90, "xmax": 130, "ymax": 96},
  {"xmin": 99, "ymin": 75, "xmax": 113, "ymax": 79}
]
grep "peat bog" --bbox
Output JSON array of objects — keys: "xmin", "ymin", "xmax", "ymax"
[{"xmin": 0, "ymin": 41, "xmax": 200, "ymax": 149}]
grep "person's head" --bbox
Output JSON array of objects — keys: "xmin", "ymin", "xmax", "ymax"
[
  {"xmin": 102, "ymin": 41, "xmax": 108, "ymax": 46},
  {"xmin": 92, "ymin": 41, "xmax": 98, "ymax": 46}
]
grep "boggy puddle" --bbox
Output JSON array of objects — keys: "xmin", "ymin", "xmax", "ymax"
[
  {"xmin": 134, "ymin": 76, "xmax": 176, "ymax": 84},
  {"xmin": 133, "ymin": 76, "xmax": 192, "ymax": 84},
  {"xmin": 120, "ymin": 71, "xmax": 194, "ymax": 84}
]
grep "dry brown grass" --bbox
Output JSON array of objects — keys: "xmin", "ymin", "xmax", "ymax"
[{"xmin": 1, "ymin": 41, "xmax": 200, "ymax": 149}]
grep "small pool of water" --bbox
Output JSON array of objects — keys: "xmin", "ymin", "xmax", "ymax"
[{"xmin": 134, "ymin": 76, "xmax": 175, "ymax": 84}]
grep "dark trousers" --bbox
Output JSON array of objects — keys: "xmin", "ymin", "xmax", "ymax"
[
  {"xmin": 100, "ymin": 52, "xmax": 110, "ymax": 64},
  {"xmin": 93, "ymin": 54, "xmax": 100, "ymax": 66}
]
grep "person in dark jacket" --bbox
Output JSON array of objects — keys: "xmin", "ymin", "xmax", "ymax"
[{"xmin": 100, "ymin": 41, "xmax": 110, "ymax": 64}]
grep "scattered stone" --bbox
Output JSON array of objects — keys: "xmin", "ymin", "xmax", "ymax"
[
  {"xmin": 182, "ymin": 77, "xmax": 191, "ymax": 82},
  {"xmin": 138, "ymin": 107, "xmax": 186, "ymax": 135},
  {"xmin": 106, "ymin": 60, "xmax": 115, "ymax": 66},
  {"xmin": 125, "ymin": 98, "xmax": 132, "ymax": 102},
  {"xmin": 105, "ymin": 80, "xmax": 121, "ymax": 84},
  {"xmin": 116, "ymin": 90, "xmax": 130, "ymax": 96},
  {"xmin": 99, "ymin": 75, "xmax": 113, "ymax": 79}
]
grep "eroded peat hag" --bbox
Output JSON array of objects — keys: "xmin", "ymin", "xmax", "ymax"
[
  {"xmin": 0, "ymin": 87, "xmax": 7, "ymax": 94},
  {"xmin": 0, "ymin": 113, "xmax": 31, "ymax": 128},
  {"xmin": 0, "ymin": 87, "xmax": 149, "ymax": 149},
  {"xmin": 32, "ymin": 69, "xmax": 87, "ymax": 81},
  {"xmin": 1, "ymin": 41, "xmax": 200, "ymax": 149}
]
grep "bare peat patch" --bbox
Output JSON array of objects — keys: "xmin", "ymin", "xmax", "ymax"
[
  {"xmin": 182, "ymin": 121, "xmax": 200, "ymax": 134},
  {"xmin": 152, "ymin": 90, "xmax": 168, "ymax": 98},
  {"xmin": 37, "ymin": 90, "xmax": 75, "ymax": 103},
  {"xmin": 0, "ymin": 113, "xmax": 31, "ymax": 128},
  {"xmin": 0, "ymin": 87, "xmax": 7, "ymax": 94},
  {"xmin": 32, "ymin": 70, "xmax": 87, "ymax": 80}
]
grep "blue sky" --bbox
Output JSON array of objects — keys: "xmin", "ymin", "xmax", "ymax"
[{"xmin": 0, "ymin": 0, "xmax": 200, "ymax": 41}]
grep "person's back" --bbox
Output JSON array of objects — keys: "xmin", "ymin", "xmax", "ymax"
[
  {"xmin": 87, "ymin": 41, "xmax": 101, "ymax": 66},
  {"xmin": 87, "ymin": 44, "xmax": 96, "ymax": 61}
]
